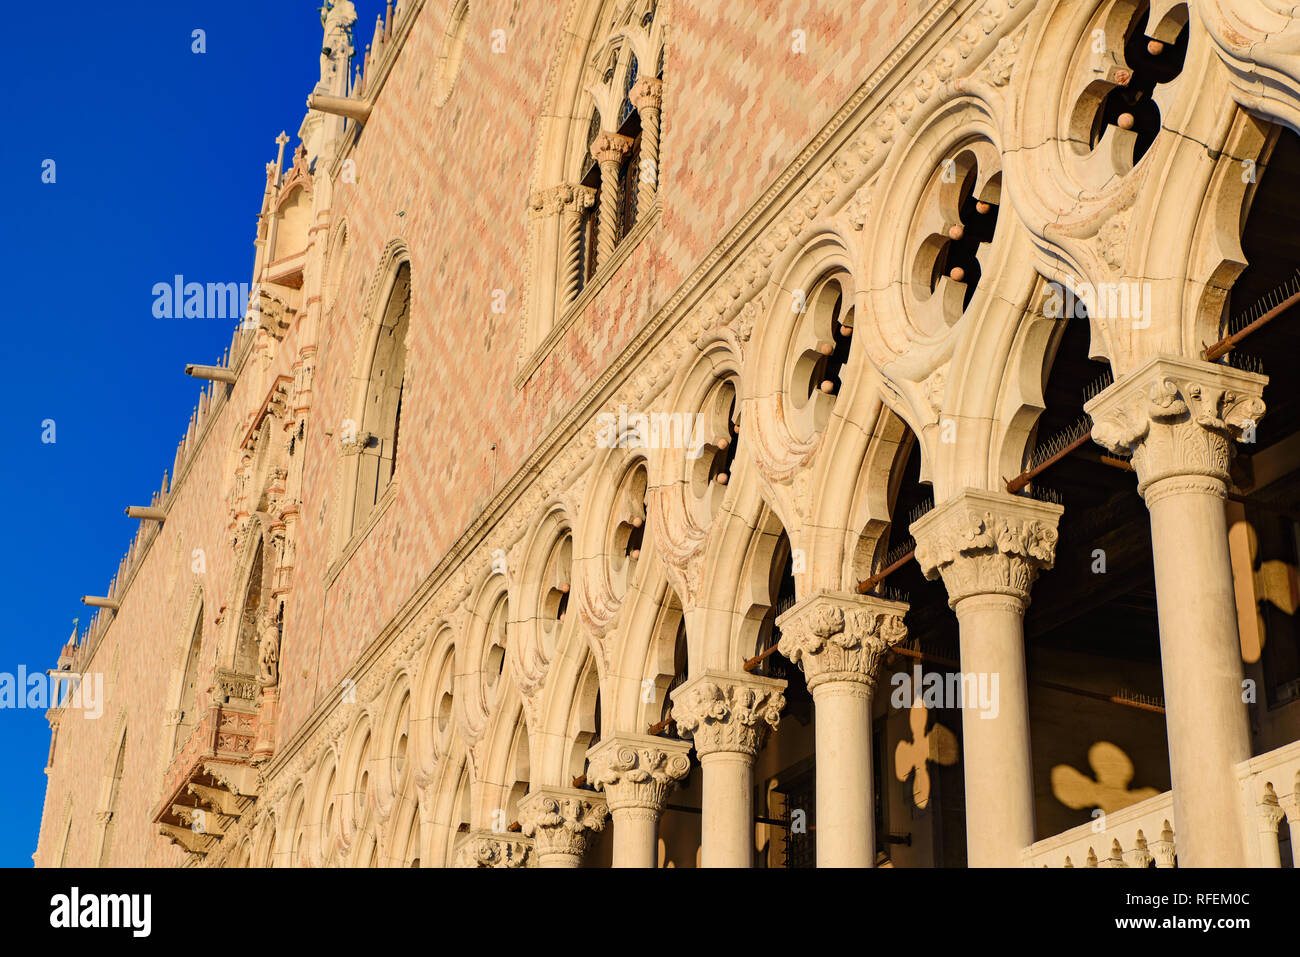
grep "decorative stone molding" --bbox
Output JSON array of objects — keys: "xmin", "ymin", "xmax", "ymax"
[
  {"xmin": 670, "ymin": 670, "xmax": 787, "ymax": 758},
  {"xmin": 590, "ymin": 131, "xmax": 634, "ymax": 168},
  {"xmin": 453, "ymin": 829, "xmax": 534, "ymax": 868},
  {"xmin": 586, "ymin": 733, "xmax": 692, "ymax": 814},
  {"xmin": 1084, "ymin": 355, "xmax": 1267, "ymax": 499},
  {"xmin": 629, "ymin": 76, "xmax": 663, "ymax": 114},
  {"xmin": 215, "ymin": 669, "xmax": 260, "ymax": 704},
  {"xmin": 518, "ymin": 787, "xmax": 608, "ymax": 864},
  {"xmin": 911, "ymin": 489, "xmax": 1062, "ymax": 607},
  {"xmin": 775, "ymin": 592, "xmax": 908, "ymax": 690}
]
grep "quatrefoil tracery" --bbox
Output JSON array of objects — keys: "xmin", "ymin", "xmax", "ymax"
[
  {"xmin": 689, "ymin": 379, "xmax": 741, "ymax": 526},
  {"xmin": 786, "ymin": 273, "xmax": 855, "ymax": 441},
  {"xmin": 908, "ymin": 143, "xmax": 1003, "ymax": 334},
  {"xmin": 1068, "ymin": 2, "xmax": 1189, "ymax": 185},
  {"xmin": 608, "ymin": 464, "xmax": 649, "ymax": 602}
]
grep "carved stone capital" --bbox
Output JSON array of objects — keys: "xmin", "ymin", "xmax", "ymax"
[
  {"xmin": 1085, "ymin": 355, "xmax": 1266, "ymax": 499},
  {"xmin": 518, "ymin": 787, "xmax": 608, "ymax": 863},
  {"xmin": 529, "ymin": 183, "xmax": 596, "ymax": 219},
  {"xmin": 911, "ymin": 489, "xmax": 1063, "ymax": 608},
  {"xmin": 453, "ymin": 829, "xmax": 534, "ymax": 868},
  {"xmin": 630, "ymin": 76, "xmax": 664, "ymax": 113},
  {"xmin": 775, "ymin": 592, "xmax": 909, "ymax": 690},
  {"xmin": 339, "ymin": 431, "xmax": 373, "ymax": 456},
  {"xmin": 586, "ymin": 733, "xmax": 692, "ymax": 814},
  {"xmin": 670, "ymin": 669, "xmax": 786, "ymax": 758},
  {"xmin": 590, "ymin": 131, "xmax": 634, "ymax": 168}
]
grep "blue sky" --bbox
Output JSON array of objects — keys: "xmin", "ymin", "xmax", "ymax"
[{"xmin": 0, "ymin": 1, "xmax": 385, "ymax": 866}]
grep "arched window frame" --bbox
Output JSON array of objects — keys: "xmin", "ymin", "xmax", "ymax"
[
  {"xmin": 333, "ymin": 244, "xmax": 413, "ymax": 562},
  {"xmin": 521, "ymin": 0, "xmax": 666, "ymax": 372}
]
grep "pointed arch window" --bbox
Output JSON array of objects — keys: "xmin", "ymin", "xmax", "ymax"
[
  {"xmin": 173, "ymin": 603, "xmax": 204, "ymax": 754},
  {"xmin": 524, "ymin": 1, "xmax": 665, "ymax": 361},
  {"xmin": 98, "ymin": 735, "xmax": 126, "ymax": 866},
  {"xmin": 348, "ymin": 260, "xmax": 411, "ymax": 540},
  {"xmin": 235, "ymin": 539, "xmax": 266, "ymax": 679}
]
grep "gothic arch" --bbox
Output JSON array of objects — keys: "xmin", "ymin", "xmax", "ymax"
[
  {"xmin": 305, "ymin": 747, "xmax": 340, "ymax": 866},
  {"xmin": 521, "ymin": 0, "xmax": 667, "ymax": 356},
  {"xmin": 95, "ymin": 711, "xmax": 129, "ymax": 866},
  {"xmin": 369, "ymin": 669, "xmax": 413, "ymax": 831},
  {"xmin": 162, "ymin": 583, "xmax": 207, "ymax": 760},
  {"xmin": 455, "ymin": 573, "xmax": 512, "ymax": 749},
  {"xmin": 334, "ymin": 240, "xmax": 413, "ymax": 553},
  {"xmin": 509, "ymin": 503, "xmax": 578, "ymax": 697},
  {"xmin": 220, "ymin": 512, "xmax": 279, "ymax": 684},
  {"xmin": 335, "ymin": 707, "xmax": 374, "ymax": 862},
  {"xmin": 431, "ymin": 0, "xmax": 472, "ymax": 107}
]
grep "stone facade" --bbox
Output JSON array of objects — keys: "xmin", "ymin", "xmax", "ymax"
[{"xmin": 33, "ymin": 0, "xmax": 1300, "ymax": 868}]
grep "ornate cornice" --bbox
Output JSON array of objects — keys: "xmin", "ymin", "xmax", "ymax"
[
  {"xmin": 1085, "ymin": 355, "xmax": 1266, "ymax": 499},
  {"xmin": 518, "ymin": 787, "xmax": 608, "ymax": 863},
  {"xmin": 670, "ymin": 670, "xmax": 786, "ymax": 758},
  {"xmin": 775, "ymin": 592, "xmax": 908, "ymax": 690},
  {"xmin": 586, "ymin": 733, "xmax": 692, "ymax": 814},
  {"xmin": 911, "ymin": 489, "xmax": 1062, "ymax": 607}
]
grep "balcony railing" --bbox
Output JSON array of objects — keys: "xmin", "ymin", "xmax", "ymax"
[
  {"xmin": 1024, "ymin": 738, "xmax": 1300, "ymax": 867},
  {"xmin": 152, "ymin": 670, "xmax": 262, "ymax": 861},
  {"xmin": 1022, "ymin": 790, "xmax": 1176, "ymax": 867}
]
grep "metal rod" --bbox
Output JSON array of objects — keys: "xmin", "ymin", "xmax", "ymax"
[
  {"xmin": 1006, "ymin": 429, "xmax": 1094, "ymax": 494},
  {"xmin": 645, "ymin": 717, "xmax": 676, "ymax": 736},
  {"xmin": 856, "ymin": 548, "xmax": 916, "ymax": 595},
  {"xmin": 1204, "ymin": 289, "xmax": 1300, "ymax": 361},
  {"xmin": 742, "ymin": 643, "xmax": 781, "ymax": 673}
]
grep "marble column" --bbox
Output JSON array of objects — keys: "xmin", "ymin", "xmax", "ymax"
[
  {"xmin": 671, "ymin": 669, "xmax": 786, "ymax": 868},
  {"xmin": 629, "ymin": 76, "xmax": 663, "ymax": 212},
  {"xmin": 518, "ymin": 786, "xmax": 607, "ymax": 868},
  {"xmin": 911, "ymin": 489, "xmax": 1063, "ymax": 867},
  {"xmin": 589, "ymin": 131, "xmax": 634, "ymax": 268},
  {"xmin": 586, "ymin": 733, "xmax": 692, "ymax": 868},
  {"xmin": 1087, "ymin": 354, "xmax": 1266, "ymax": 867},
  {"xmin": 776, "ymin": 592, "xmax": 909, "ymax": 867}
]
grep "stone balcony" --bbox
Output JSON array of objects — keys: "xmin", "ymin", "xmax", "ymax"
[
  {"xmin": 1024, "ymin": 739, "xmax": 1300, "ymax": 868},
  {"xmin": 152, "ymin": 669, "xmax": 263, "ymax": 862}
]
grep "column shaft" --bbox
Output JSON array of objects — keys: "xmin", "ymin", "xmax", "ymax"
[
  {"xmin": 1087, "ymin": 357, "xmax": 1267, "ymax": 867},
  {"xmin": 700, "ymin": 751, "xmax": 754, "ymax": 867},
  {"xmin": 812, "ymin": 682, "xmax": 874, "ymax": 867},
  {"xmin": 611, "ymin": 807, "xmax": 659, "ymax": 868},
  {"xmin": 1147, "ymin": 479, "xmax": 1251, "ymax": 866},
  {"xmin": 952, "ymin": 593, "xmax": 1034, "ymax": 867}
]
